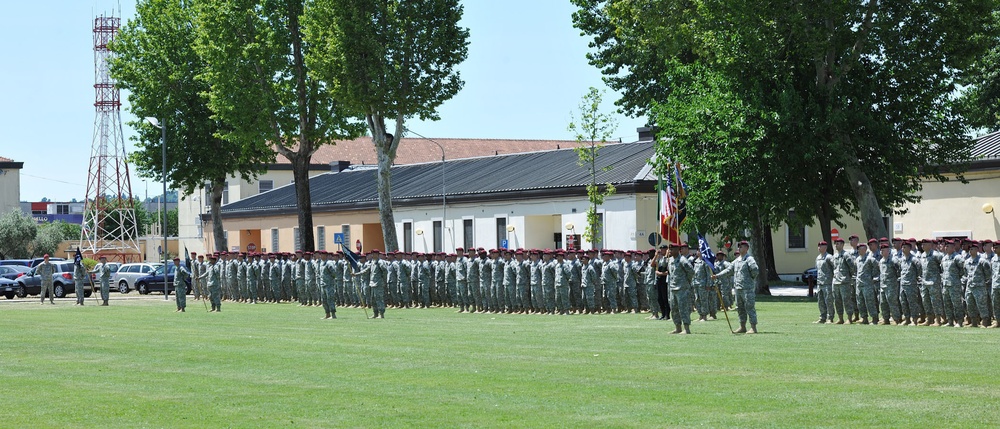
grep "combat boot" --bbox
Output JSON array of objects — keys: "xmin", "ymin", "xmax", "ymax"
[
  {"xmin": 681, "ymin": 324, "xmax": 691, "ymax": 335},
  {"xmin": 735, "ymin": 323, "xmax": 747, "ymax": 334},
  {"xmin": 748, "ymin": 324, "xmax": 757, "ymax": 334},
  {"xmin": 669, "ymin": 324, "xmax": 682, "ymax": 334},
  {"xmin": 860, "ymin": 318, "xmax": 869, "ymax": 325}
]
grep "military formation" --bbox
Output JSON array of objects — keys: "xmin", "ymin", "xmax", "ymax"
[
  {"xmin": 814, "ymin": 235, "xmax": 1000, "ymax": 328},
  {"xmin": 177, "ymin": 243, "xmax": 755, "ymax": 332}
]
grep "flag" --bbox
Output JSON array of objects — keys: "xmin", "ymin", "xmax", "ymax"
[
  {"xmin": 698, "ymin": 234, "xmax": 716, "ymax": 270},
  {"xmin": 674, "ymin": 163, "xmax": 688, "ymax": 228},
  {"xmin": 658, "ymin": 168, "xmax": 681, "ymax": 245},
  {"xmin": 183, "ymin": 247, "xmax": 192, "ymax": 287},
  {"xmin": 343, "ymin": 247, "xmax": 361, "ymax": 272},
  {"xmin": 74, "ymin": 248, "xmax": 83, "ymax": 267}
]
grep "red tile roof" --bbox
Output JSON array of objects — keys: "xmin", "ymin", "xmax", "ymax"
[
  {"xmin": 0, "ymin": 156, "xmax": 12, "ymax": 162},
  {"xmin": 275, "ymin": 136, "xmax": 607, "ymax": 166}
]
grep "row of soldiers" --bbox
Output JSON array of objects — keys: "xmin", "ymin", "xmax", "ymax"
[
  {"xmin": 815, "ymin": 235, "xmax": 1000, "ymax": 327},
  {"xmin": 180, "ymin": 246, "xmax": 742, "ymax": 320}
]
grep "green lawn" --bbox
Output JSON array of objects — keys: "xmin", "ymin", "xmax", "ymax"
[{"xmin": 2, "ymin": 296, "xmax": 998, "ymax": 428}]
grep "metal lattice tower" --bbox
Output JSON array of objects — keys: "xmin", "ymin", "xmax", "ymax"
[{"xmin": 81, "ymin": 14, "xmax": 140, "ymax": 260}]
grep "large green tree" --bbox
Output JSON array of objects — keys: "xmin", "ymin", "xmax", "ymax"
[
  {"xmin": 111, "ymin": 0, "xmax": 274, "ymax": 252},
  {"xmin": 574, "ymin": 0, "xmax": 996, "ymax": 242},
  {"xmin": 196, "ymin": 0, "xmax": 364, "ymax": 252},
  {"xmin": 0, "ymin": 209, "xmax": 36, "ymax": 259},
  {"xmin": 305, "ymin": 0, "xmax": 469, "ymax": 252}
]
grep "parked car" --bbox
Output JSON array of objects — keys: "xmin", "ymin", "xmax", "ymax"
[
  {"xmin": 134, "ymin": 263, "xmax": 189, "ymax": 295},
  {"xmin": 802, "ymin": 267, "xmax": 817, "ymax": 284},
  {"xmin": 0, "ymin": 265, "xmax": 31, "ymax": 280},
  {"xmin": 0, "ymin": 257, "xmax": 66, "ymax": 268},
  {"xmin": 17, "ymin": 262, "xmax": 93, "ymax": 298},
  {"xmin": 113, "ymin": 263, "xmax": 161, "ymax": 294},
  {"xmin": 1, "ymin": 277, "xmax": 19, "ymax": 299}
]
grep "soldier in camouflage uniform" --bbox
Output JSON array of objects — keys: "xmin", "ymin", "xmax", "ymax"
[
  {"xmin": 877, "ymin": 244, "xmax": 902, "ymax": 325},
  {"xmin": 580, "ymin": 253, "xmax": 598, "ymax": 314},
  {"xmin": 320, "ymin": 251, "xmax": 338, "ymax": 319},
  {"xmin": 964, "ymin": 242, "xmax": 991, "ymax": 327},
  {"xmin": 941, "ymin": 240, "xmax": 966, "ymax": 327},
  {"xmin": 528, "ymin": 251, "xmax": 542, "ymax": 313},
  {"xmin": 691, "ymin": 249, "xmax": 713, "ymax": 321},
  {"xmin": 919, "ymin": 240, "xmax": 945, "ymax": 326},
  {"xmin": 202, "ymin": 254, "xmax": 222, "ymax": 312},
  {"xmin": 644, "ymin": 249, "xmax": 660, "ymax": 319},
  {"xmin": 715, "ymin": 241, "xmax": 760, "ymax": 333},
  {"xmin": 622, "ymin": 252, "xmax": 640, "ymax": 314},
  {"xmin": 667, "ymin": 244, "xmax": 695, "ymax": 333},
  {"xmin": 92, "ymin": 255, "xmax": 113, "ymax": 306},
  {"xmin": 173, "ymin": 257, "xmax": 190, "ymax": 312},
  {"xmin": 814, "ymin": 241, "xmax": 835, "ymax": 323},
  {"xmin": 831, "ymin": 239, "xmax": 857, "ymax": 324},
  {"xmin": 554, "ymin": 251, "xmax": 571, "ymax": 315},
  {"xmin": 503, "ymin": 251, "xmax": 518, "ymax": 313},
  {"xmin": 897, "ymin": 242, "xmax": 922, "ymax": 325},
  {"xmin": 73, "ymin": 258, "xmax": 88, "ymax": 306},
  {"xmin": 37, "ymin": 255, "xmax": 55, "ymax": 304},
  {"xmin": 516, "ymin": 250, "xmax": 530, "ymax": 313},
  {"xmin": 854, "ymin": 243, "xmax": 879, "ymax": 324}
]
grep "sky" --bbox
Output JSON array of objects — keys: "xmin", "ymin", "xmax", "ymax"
[{"xmin": 0, "ymin": 1, "xmax": 648, "ymax": 202}]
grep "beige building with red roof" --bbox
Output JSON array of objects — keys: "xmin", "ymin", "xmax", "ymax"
[
  {"xmin": 0, "ymin": 156, "xmax": 24, "ymax": 215},
  {"xmin": 178, "ymin": 136, "xmax": 589, "ymax": 254}
]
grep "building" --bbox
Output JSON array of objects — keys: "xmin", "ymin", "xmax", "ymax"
[
  {"xmin": 0, "ymin": 156, "xmax": 23, "ymax": 215},
  {"xmin": 210, "ymin": 138, "xmax": 658, "ymax": 255},
  {"xmin": 20, "ymin": 201, "xmax": 86, "ymax": 224},
  {"xmin": 179, "ymin": 136, "xmax": 580, "ymax": 254}
]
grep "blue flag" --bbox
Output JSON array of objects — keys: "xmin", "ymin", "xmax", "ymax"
[
  {"xmin": 74, "ymin": 248, "xmax": 83, "ymax": 267},
  {"xmin": 342, "ymin": 247, "xmax": 361, "ymax": 272},
  {"xmin": 698, "ymin": 234, "xmax": 716, "ymax": 270}
]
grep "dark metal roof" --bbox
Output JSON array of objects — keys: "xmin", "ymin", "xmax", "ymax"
[
  {"xmin": 973, "ymin": 130, "xmax": 1000, "ymax": 159},
  {"xmin": 221, "ymin": 142, "xmax": 656, "ymax": 217}
]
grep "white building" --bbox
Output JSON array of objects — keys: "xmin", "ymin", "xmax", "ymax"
[{"xmin": 0, "ymin": 156, "xmax": 23, "ymax": 215}]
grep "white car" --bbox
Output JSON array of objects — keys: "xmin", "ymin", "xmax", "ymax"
[{"xmin": 112, "ymin": 263, "xmax": 162, "ymax": 294}]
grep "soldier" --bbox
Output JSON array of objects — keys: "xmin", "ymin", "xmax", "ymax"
[
  {"xmin": 654, "ymin": 245, "xmax": 671, "ymax": 320},
  {"xmin": 644, "ymin": 248, "xmax": 660, "ymax": 319},
  {"xmin": 877, "ymin": 244, "xmax": 902, "ymax": 325},
  {"xmin": 989, "ymin": 242, "xmax": 1000, "ymax": 328},
  {"xmin": 569, "ymin": 251, "xmax": 583, "ymax": 313},
  {"xmin": 554, "ymin": 251, "xmax": 571, "ymax": 315},
  {"xmin": 528, "ymin": 250, "xmax": 543, "ymax": 313},
  {"xmin": 91, "ymin": 255, "xmax": 113, "ymax": 306},
  {"xmin": 897, "ymin": 241, "xmax": 922, "ymax": 325},
  {"xmin": 320, "ymin": 251, "xmax": 338, "ymax": 319},
  {"xmin": 941, "ymin": 240, "xmax": 965, "ymax": 327},
  {"xmin": 622, "ymin": 252, "xmax": 640, "ymax": 314},
  {"xmin": 831, "ymin": 238, "xmax": 857, "ymax": 324},
  {"xmin": 854, "ymin": 243, "xmax": 879, "ymax": 324},
  {"xmin": 580, "ymin": 253, "xmax": 598, "ymax": 314},
  {"xmin": 964, "ymin": 242, "xmax": 991, "ymax": 327},
  {"xmin": 516, "ymin": 250, "xmax": 531, "ymax": 313},
  {"xmin": 172, "ymin": 257, "xmax": 190, "ymax": 312},
  {"xmin": 203, "ymin": 254, "xmax": 223, "ymax": 312},
  {"xmin": 454, "ymin": 249, "xmax": 469, "ymax": 312},
  {"xmin": 715, "ymin": 241, "xmax": 760, "ymax": 334},
  {"xmin": 714, "ymin": 251, "xmax": 733, "ymax": 311},
  {"xmin": 37, "ymin": 254, "xmax": 55, "ymax": 304},
  {"xmin": 667, "ymin": 243, "xmax": 695, "ymax": 333},
  {"xmin": 502, "ymin": 251, "xmax": 517, "ymax": 313},
  {"xmin": 919, "ymin": 239, "xmax": 945, "ymax": 326},
  {"xmin": 191, "ymin": 253, "xmax": 203, "ymax": 300},
  {"xmin": 691, "ymin": 249, "xmax": 713, "ymax": 321},
  {"xmin": 489, "ymin": 250, "xmax": 504, "ymax": 313},
  {"xmin": 416, "ymin": 253, "xmax": 431, "ymax": 308},
  {"xmin": 227, "ymin": 252, "xmax": 240, "ymax": 302},
  {"xmin": 541, "ymin": 250, "xmax": 557, "ymax": 314},
  {"xmin": 847, "ymin": 234, "xmax": 861, "ymax": 321},
  {"xmin": 598, "ymin": 251, "xmax": 619, "ymax": 315},
  {"xmin": 237, "ymin": 253, "xmax": 249, "ymax": 303},
  {"xmin": 354, "ymin": 250, "xmax": 388, "ymax": 318},
  {"xmin": 73, "ymin": 257, "xmax": 88, "ymax": 306},
  {"xmin": 446, "ymin": 253, "xmax": 459, "ymax": 310},
  {"xmin": 302, "ymin": 252, "xmax": 317, "ymax": 306},
  {"xmin": 814, "ymin": 241, "xmax": 835, "ymax": 324}
]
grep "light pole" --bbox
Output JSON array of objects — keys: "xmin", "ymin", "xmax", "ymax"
[
  {"xmin": 145, "ymin": 117, "xmax": 169, "ymax": 301},
  {"xmin": 404, "ymin": 128, "xmax": 447, "ymax": 250}
]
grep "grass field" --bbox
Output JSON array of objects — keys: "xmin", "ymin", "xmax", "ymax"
[{"xmin": 2, "ymin": 296, "xmax": 999, "ymax": 428}]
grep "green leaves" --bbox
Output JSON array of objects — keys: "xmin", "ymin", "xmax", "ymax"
[{"xmin": 570, "ymin": 87, "xmax": 618, "ymax": 246}]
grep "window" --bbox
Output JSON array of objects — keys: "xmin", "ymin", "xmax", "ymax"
[
  {"xmin": 222, "ymin": 182, "xmax": 229, "ymax": 205},
  {"xmin": 341, "ymin": 225, "xmax": 351, "ymax": 248},
  {"xmin": 403, "ymin": 222, "xmax": 413, "ymax": 253},
  {"xmin": 258, "ymin": 179, "xmax": 274, "ymax": 194},
  {"xmin": 463, "ymin": 219, "xmax": 473, "ymax": 249},
  {"xmin": 496, "ymin": 217, "xmax": 507, "ymax": 249},
  {"xmin": 271, "ymin": 228, "xmax": 279, "ymax": 253},
  {"xmin": 317, "ymin": 226, "xmax": 326, "ymax": 251},
  {"xmin": 786, "ymin": 211, "xmax": 806, "ymax": 250},
  {"xmin": 293, "ymin": 227, "xmax": 300, "ymax": 251},
  {"xmin": 433, "ymin": 221, "xmax": 443, "ymax": 253},
  {"xmin": 195, "ymin": 216, "xmax": 203, "ymax": 238},
  {"xmin": 56, "ymin": 204, "xmax": 70, "ymax": 215}
]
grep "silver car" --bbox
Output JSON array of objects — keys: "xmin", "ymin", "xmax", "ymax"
[{"xmin": 112, "ymin": 263, "xmax": 161, "ymax": 294}]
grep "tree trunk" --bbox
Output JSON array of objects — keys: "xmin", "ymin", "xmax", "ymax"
[
  {"xmin": 291, "ymin": 155, "xmax": 315, "ymax": 252},
  {"xmin": 817, "ymin": 197, "xmax": 833, "ymax": 255},
  {"xmin": 750, "ymin": 214, "xmax": 772, "ymax": 295},
  {"xmin": 368, "ymin": 114, "xmax": 403, "ymax": 252},
  {"xmin": 210, "ymin": 179, "xmax": 227, "ymax": 252},
  {"xmin": 842, "ymin": 158, "xmax": 888, "ymax": 241}
]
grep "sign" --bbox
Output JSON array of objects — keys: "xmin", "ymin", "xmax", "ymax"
[
  {"xmin": 647, "ymin": 232, "xmax": 661, "ymax": 247},
  {"xmin": 334, "ymin": 233, "xmax": 345, "ymax": 244},
  {"xmin": 500, "ymin": 239, "xmax": 508, "ymax": 249},
  {"xmin": 231, "ymin": 246, "xmax": 239, "ymax": 252},
  {"xmin": 831, "ymin": 228, "xmax": 840, "ymax": 240},
  {"xmin": 566, "ymin": 234, "xmax": 582, "ymax": 251},
  {"xmin": 356, "ymin": 239, "xmax": 362, "ymax": 252},
  {"xmin": 247, "ymin": 243, "xmax": 257, "ymax": 252}
]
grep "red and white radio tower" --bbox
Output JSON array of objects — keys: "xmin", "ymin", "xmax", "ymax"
[{"xmin": 80, "ymin": 13, "xmax": 140, "ymax": 260}]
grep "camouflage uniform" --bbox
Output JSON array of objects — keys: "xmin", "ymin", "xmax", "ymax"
[
  {"xmin": 666, "ymin": 254, "xmax": 695, "ymax": 327},
  {"xmin": 964, "ymin": 252, "xmax": 992, "ymax": 326},
  {"xmin": 815, "ymin": 252, "xmax": 835, "ymax": 323},
  {"xmin": 831, "ymin": 249, "xmax": 857, "ymax": 322},
  {"xmin": 73, "ymin": 263, "xmax": 88, "ymax": 305},
  {"xmin": 877, "ymin": 253, "xmax": 902, "ymax": 323},
  {"xmin": 897, "ymin": 252, "xmax": 922, "ymax": 324},
  {"xmin": 941, "ymin": 251, "xmax": 966, "ymax": 326},
  {"xmin": 36, "ymin": 261, "xmax": 55, "ymax": 304},
  {"xmin": 854, "ymin": 251, "xmax": 879, "ymax": 322},
  {"xmin": 919, "ymin": 249, "xmax": 945, "ymax": 324},
  {"xmin": 717, "ymin": 252, "xmax": 760, "ymax": 330}
]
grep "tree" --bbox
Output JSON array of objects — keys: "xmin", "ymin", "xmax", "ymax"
[
  {"xmin": 306, "ymin": 0, "xmax": 470, "ymax": 251},
  {"xmin": 0, "ymin": 209, "xmax": 36, "ymax": 259},
  {"xmin": 111, "ymin": 0, "xmax": 276, "ymax": 252},
  {"xmin": 196, "ymin": 0, "xmax": 365, "ymax": 253},
  {"xmin": 961, "ymin": 10, "xmax": 1000, "ymax": 131},
  {"xmin": 568, "ymin": 87, "xmax": 617, "ymax": 248},
  {"xmin": 31, "ymin": 223, "xmax": 64, "ymax": 258},
  {"xmin": 574, "ymin": 0, "xmax": 996, "ymax": 241}
]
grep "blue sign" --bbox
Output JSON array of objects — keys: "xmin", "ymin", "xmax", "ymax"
[
  {"xmin": 334, "ymin": 233, "xmax": 345, "ymax": 244},
  {"xmin": 500, "ymin": 239, "xmax": 508, "ymax": 249}
]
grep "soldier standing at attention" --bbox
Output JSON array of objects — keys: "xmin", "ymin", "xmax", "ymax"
[
  {"xmin": 569, "ymin": 251, "xmax": 583, "ymax": 314},
  {"xmin": 516, "ymin": 250, "xmax": 530, "ymax": 313},
  {"xmin": 191, "ymin": 253, "xmax": 202, "ymax": 300},
  {"xmin": 654, "ymin": 245, "xmax": 671, "ymax": 320},
  {"xmin": 490, "ymin": 250, "xmax": 504, "ymax": 313},
  {"xmin": 964, "ymin": 242, "xmax": 992, "ymax": 328},
  {"xmin": 814, "ymin": 241, "xmax": 835, "ymax": 324},
  {"xmin": 446, "ymin": 253, "xmax": 459, "ymax": 310},
  {"xmin": 715, "ymin": 241, "xmax": 760, "ymax": 334},
  {"xmin": 580, "ymin": 253, "xmax": 598, "ymax": 314},
  {"xmin": 540, "ymin": 250, "xmax": 556, "ymax": 314},
  {"xmin": 691, "ymin": 249, "xmax": 713, "ymax": 321},
  {"xmin": 897, "ymin": 242, "xmax": 922, "ymax": 325},
  {"xmin": 528, "ymin": 250, "xmax": 543, "ymax": 313},
  {"xmin": 600, "ymin": 251, "xmax": 620, "ymax": 314},
  {"xmin": 854, "ymin": 243, "xmax": 879, "ymax": 324},
  {"xmin": 416, "ymin": 253, "xmax": 431, "ymax": 308},
  {"xmin": 877, "ymin": 244, "xmax": 902, "ymax": 325},
  {"xmin": 847, "ymin": 234, "xmax": 862, "ymax": 321},
  {"xmin": 919, "ymin": 239, "xmax": 945, "ymax": 326},
  {"xmin": 173, "ymin": 257, "xmax": 191, "ymax": 312},
  {"xmin": 831, "ymin": 238, "xmax": 857, "ymax": 324},
  {"xmin": 667, "ymin": 243, "xmax": 695, "ymax": 333},
  {"xmin": 644, "ymin": 249, "xmax": 660, "ymax": 319},
  {"xmin": 73, "ymin": 257, "xmax": 88, "ymax": 306},
  {"xmin": 302, "ymin": 252, "xmax": 317, "ymax": 306},
  {"xmin": 988, "ymin": 242, "xmax": 1000, "ymax": 328},
  {"xmin": 202, "ymin": 254, "xmax": 222, "ymax": 312},
  {"xmin": 622, "ymin": 252, "xmax": 640, "ymax": 314},
  {"xmin": 355, "ymin": 250, "xmax": 388, "ymax": 318},
  {"xmin": 92, "ymin": 255, "xmax": 113, "ymax": 306},
  {"xmin": 714, "ymin": 252, "xmax": 733, "ymax": 311},
  {"xmin": 320, "ymin": 251, "xmax": 338, "ymax": 319},
  {"xmin": 554, "ymin": 251, "xmax": 571, "ymax": 315},
  {"xmin": 37, "ymin": 254, "xmax": 56, "ymax": 304},
  {"xmin": 940, "ymin": 240, "xmax": 966, "ymax": 327},
  {"xmin": 502, "ymin": 251, "xmax": 517, "ymax": 313}
]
